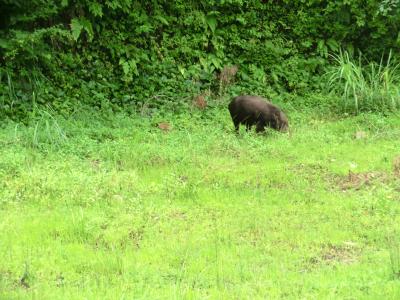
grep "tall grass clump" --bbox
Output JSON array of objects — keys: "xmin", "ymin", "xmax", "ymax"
[
  {"xmin": 15, "ymin": 106, "xmax": 68, "ymax": 150},
  {"xmin": 387, "ymin": 232, "xmax": 400, "ymax": 280},
  {"xmin": 327, "ymin": 50, "xmax": 400, "ymax": 114}
]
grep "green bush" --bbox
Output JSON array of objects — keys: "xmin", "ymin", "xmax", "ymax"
[{"xmin": 1, "ymin": 0, "xmax": 400, "ymax": 120}]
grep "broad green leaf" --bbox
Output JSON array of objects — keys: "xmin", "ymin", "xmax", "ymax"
[
  {"xmin": 178, "ymin": 66, "xmax": 186, "ymax": 77},
  {"xmin": 71, "ymin": 18, "xmax": 94, "ymax": 41},
  {"xmin": 236, "ymin": 16, "xmax": 246, "ymax": 25},
  {"xmin": 206, "ymin": 15, "xmax": 217, "ymax": 33},
  {"xmin": 128, "ymin": 59, "xmax": 139, "ymax": 76},
  {"xmin": 120, "ymin": 60, "xmax": 130, "ymax": 75},
  {"xmin": 70, "ymin": 18, "xmax": 83, "ymax": 41},
  {"xmin": 155, "ymin": 15, "xmax": 169, "ymax": 26},
  {"xmin": 79, "ymin": 18, "xmax": 94, "ymax": 41},
  {"xmin": 119, "ymin": 58, "xmax": 139, "ymax": 77},
  {"xmin": 211, "ymin": 56, "xmax": 222, "ymax": 69},
  {"xmin": 326, "ymin": 39, "xmax": 339, "ymax": 52}
]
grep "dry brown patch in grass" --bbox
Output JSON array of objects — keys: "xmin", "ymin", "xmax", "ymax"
[
  {"xmin": 193, "ymin": 94, "xmax": 208, "ymax": 110},
  {"xmin": 291, "ymin": 163, "xmax": 399, "ymax": 192},
  {"xmin": 308, "ymin": 242, "xmax": 359, "ymax": 268},
  {"xmin": 90, "ymin": 159, "xmax": 101, "ymax": 170},
  {"xmin": 128, "ymin": 229, "xmax": 144, "ymax": 248},
  {"xmin": 394, "ymin": 155, "xmax": 400, "ymax": 177},
  {"xmin": 333, "ymin": 155, "xmax": 400, "ymax": 191},
  {"xmin": 320, "ymin": 242, "xmax": 359, "ymax": 264},
  {"xmin": 217, "ymin": 65, "xmax": 239, "ymax": 94},
  {"xmin": 290, "ymin": 163, "xmax": 337, "ymax": 185},
  {"xmin": 218, "ymin": 65, "xmax": 238, "ymax": 86},
  {"xmin": 158, "ymin": 122, "xmax": 172, "ymax": 132},
  {"xmin": 168, "ymin": 210, "xmax": 187, "ymax": 220},
  {"xmin": 339, "ymin": 170, "xmax": 389, "ymax": 190}
]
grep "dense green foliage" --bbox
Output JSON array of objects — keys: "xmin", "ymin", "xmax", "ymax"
[{"xmin": 1, "ymin": 0, "xmax": 400, "ymax": 119}]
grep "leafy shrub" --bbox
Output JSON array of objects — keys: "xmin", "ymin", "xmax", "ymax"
[{"xmin": 1, "ymin": 0, "xmax": 400, "ymax": 120}]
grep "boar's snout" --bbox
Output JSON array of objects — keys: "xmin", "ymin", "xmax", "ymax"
[
  {"xmin": 280, "ymin": 122, "xmax": 289, "ymax": 132},
  {"xmin": 276, "ymin": 112, "xmax": 289, "ymax": 132}
]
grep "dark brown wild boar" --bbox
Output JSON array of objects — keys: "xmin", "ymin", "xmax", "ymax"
[{"xmin": 228, "ymin": 95, "xmax": 288, "ymax": 133}]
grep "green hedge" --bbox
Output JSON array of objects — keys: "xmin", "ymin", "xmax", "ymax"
[{"xmin": 1, "ymin": 0, "xmax": 400, "ymax": 119}]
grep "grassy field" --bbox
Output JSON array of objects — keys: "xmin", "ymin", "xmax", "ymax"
[{"xmin": 1, "ymin": 104, "xmax": 400, "ymax": 299}]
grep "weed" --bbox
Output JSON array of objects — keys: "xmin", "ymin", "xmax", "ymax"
[
  {"xmin": 327, "ymin": 50, "xmax": 400, "ymax": 113},
  {"xmin": 387, "ymin": 233, "xmax": 400, "ymax": 279},
  {"xmin": 19, "ymin": 106, "xmax": 68, "ymax": 149}
]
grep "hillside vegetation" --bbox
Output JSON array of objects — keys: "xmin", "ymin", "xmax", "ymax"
[
  {"xmin": 2, "ymin": 1, "xmax": 400, "ymax": 118},
  {"xmin": 2, "ymin": 1, "xmax": 400, "ymax": 299}
]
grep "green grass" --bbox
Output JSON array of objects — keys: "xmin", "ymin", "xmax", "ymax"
[
  {"xmin": 1, "ymin": 104, "xmax": 400, "ymax": 299},
  {"xmin": 327, "ymin": 50, "xmax": 400, "ymax": 113}
]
